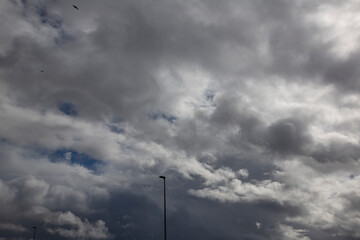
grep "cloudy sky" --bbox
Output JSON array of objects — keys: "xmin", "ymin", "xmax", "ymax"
[{"xmin": 1, "ymin": 0, "xmax": 360, "ymax": 239}]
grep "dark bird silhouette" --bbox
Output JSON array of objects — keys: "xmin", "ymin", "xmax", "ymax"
[
  {"xmin": 72, "ymin": 5, "xmax": 79, "ymax": 10},
  {"xmin": 40, "ymin": 70, "xmax": 44, "ymax": 73}
]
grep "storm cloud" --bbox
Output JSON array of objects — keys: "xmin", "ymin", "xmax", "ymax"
[{"xmin": 1, "ymin": 0, "xmax": 360, "ymax": 239}]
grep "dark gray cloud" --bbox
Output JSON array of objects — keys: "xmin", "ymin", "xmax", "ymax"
[{"xmin": 266, "ymin": 118, "xmax": 311, "ymax": 154}]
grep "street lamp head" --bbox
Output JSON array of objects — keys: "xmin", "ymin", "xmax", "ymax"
[
  {"xmin": 159, "ymin": 176, "xmax": 165, "ymax": 179},
  {"xmin": 32, "ymin": 227, "xmax": 36, "ymax": 229}
]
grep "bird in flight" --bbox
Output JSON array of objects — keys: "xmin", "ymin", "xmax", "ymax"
[
  {"xmin": 73, "ymin": 5, "xmax": 79, "ymax": 10},
  {"xmin": 40, "ymin": 70, "xmax": 44, "ymax": 73}
]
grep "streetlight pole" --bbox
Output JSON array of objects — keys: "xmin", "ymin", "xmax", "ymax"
[
  {"xmin": 159, "ymin": 176, "xmax": 166, "ymax": 240},
  {"xmin": 32, "ymin": 226, "xmax": 37, "ymax": 240}
]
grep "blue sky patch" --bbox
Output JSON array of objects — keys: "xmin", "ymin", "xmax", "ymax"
[
  {"xmin": 149, "ymin": 112, "xmax": 177, "ymax": 123},
  {"xmin": 49, "ymin": 149, "xmax": 104, "ymax": 173},
  {"xmin": 107, "ymin": 119, "xmax": 125, "ymax": 134},
  {"xmin": 58, "ymin": 102, "xmax": 78, "ymax": 116},
  {"xmin": 35, "ymin": 4, "xmax": 73, "ymax": 44},
  {"xmin": 204, "ymin": 89, "xmax": 216, "ymax": 102},
  {"xmin": 108, "ymin": 124, "xmax": 125, "ymax": 134}
]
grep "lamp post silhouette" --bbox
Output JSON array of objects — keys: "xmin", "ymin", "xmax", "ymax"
[
  {"xmin": 159, "ymin": 176, "xmax": 166, "ymax": 240},
  {"xmin": 32, "ymin": 226, "xmax": 37, "ymax": 240}
]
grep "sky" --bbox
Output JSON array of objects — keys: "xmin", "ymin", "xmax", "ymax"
[{"xmin": 1, "ymin": 0, "xmax": 360, "ymax": 239}]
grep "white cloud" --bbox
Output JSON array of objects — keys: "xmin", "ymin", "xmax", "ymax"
[
  {"xmin": 0, "ymin": 223, "xmax": 28, "ymax": 233},
  {"xmin": 45, "ymin": 211, "xmax": 110, "ymax": 239},
  {"xmin": 278, "ymin": 224, "xmax": 310, "ymax": 240},
  {"xmin": 2, "ymin": 0, "xmax": 360, "ymax": 239},
  {"xmin": 255, "ymin": 222, "xmax": 262, "ymax": 230},
  {"xmin": 190, "ymin": 158, "xmax": 360, "ymax": 237},
  {"xmin": 306, "ymin": 1, "xmax": 360, "ymax": 58},
  {"xmin": 64, "ymin": 152, "xmax": 72, "ymax": 161},
  {"xmin": 238, "ymin": 169, "xmax": 249, "ymax": 179}
]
